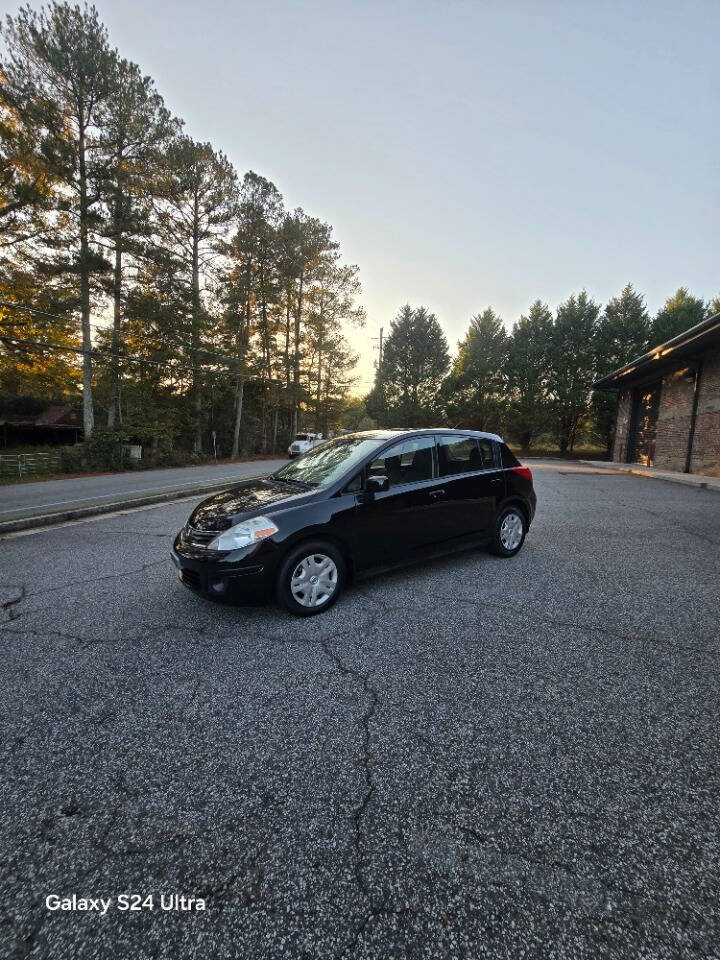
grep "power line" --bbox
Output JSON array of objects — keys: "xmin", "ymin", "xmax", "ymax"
[
  {"xmin": 0, "ymin": 333, "xmax": 223, "ymax": 377},
  {"xmin": 0, "ymin": 300, "xmax": 65, "ymax": 323},
  {"xmin": 0, "ymin": 299, "xmax": 362, "ymax": 388},
  {"xmin": 0, "ymin": 299, "xmax": 247, "ymax": 367},
  {"xmin": 0, "ymin": 333, "xmax": 286, "ymax": 384}
]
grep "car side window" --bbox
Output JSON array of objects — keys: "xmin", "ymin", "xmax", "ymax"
[
  {"xmin": 368, "ymin": 436, "xmax": 435, "ymax": 486},
  {"xmin": 478, "ymin": 439, "xmax": 496, "ymax": 468},
  {"xmin": 344, "ymin": 471, "xmax": 363, "ymax": 493},
  {"xmin": 437, "ymin": 436, "xmax": 484, "ymax": 476}
]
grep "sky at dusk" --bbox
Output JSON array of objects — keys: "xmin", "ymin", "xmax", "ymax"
[{"xmin": 56, "ymin": 0, "xmax": 720, "ymax": 390}]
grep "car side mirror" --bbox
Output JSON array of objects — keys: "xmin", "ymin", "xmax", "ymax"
[{"xmin": 365, "ymin": 474, "xmax": 389, "ymax": 496}]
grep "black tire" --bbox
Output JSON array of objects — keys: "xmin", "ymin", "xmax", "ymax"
[
  {"xmin": 276, "ymin": 539, "xmax": 346, "ymax": 616},
  {"xmin": 490, "ymin": 505, "xmax": 527, "ymax": 557}
]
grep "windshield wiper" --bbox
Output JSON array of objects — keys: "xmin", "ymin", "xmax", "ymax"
[{"xmin": 273, "ymin": 476, "xmax": 314, "ymax": 489}]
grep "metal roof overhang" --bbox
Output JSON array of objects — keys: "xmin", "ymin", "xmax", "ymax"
[{"xmin": 593, "ymin": 312, "xmax": 720, "ymax": 391}]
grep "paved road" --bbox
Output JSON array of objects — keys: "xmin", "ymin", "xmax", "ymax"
[
  {"xmin": 1, "ymin": 464, "xmax": 719, "ymax": 959},
  {"xmin": 0, "ymin": 459, "xmax": 286, "ymax": 521}
]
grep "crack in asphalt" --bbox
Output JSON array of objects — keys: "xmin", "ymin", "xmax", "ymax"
[
  {"xmin": 8, "ymin": 557, "xmax": 171, "ymax": 604},
  {"xmin": 248, "ymin": 613, "xmax": 405, "ymax": 954},
  {"xmin": 355, "ymin": 577, "xmax": 654, "ymax": 649},
  {"xmin": 0, "ymin": 624, "xmax": 97, "ymax": 645},
  {"xmin": 8, "ymin": 910, "xmax": 46, "ymax": 960},
  {"xmin": 180, "ymin": 676, "xmax": 204, "ymax": 719},
  {"xmin": 5, "ymin": 800, "xmax": 125, "ymax": 960},
  {"xmin": 354, "ymin": 573, "xmax": 672, "ymax": 655},
  {"xmin": 0, "ymin": 559, "xmax": 172, "ymax": 632},
  {"xmin": 385, "ymin": 588, "xmax": 720, "ymax": 658},
  {"xmin": 314, "ymin": 616, "xmax": 418, "ymax": 956},
  {"xmin": 11, "ymin": 718, "xmax": 249, "ymax": 954},
  {"xmin": 455, "ymin": 824, "xmax": 711, "ymax": 955},
  {"xmin": 319, "ymin": 633, "xmax": 378, "ymax": 896},
  {"xmin": 458, "ymin": 823, "xmax": 577, "ymax": 876},
  {"xmin": 639, "ymin": 506, "xmax": 720, "ymax": 549},
  {"xmin": 1, "ymin": 583, "xmax": 26, "ymax": 622},
  {"xmin": 194, "ymin": 850, "xmax": 269, "ymax": 911},
  {"xmin": 0, "ymin": 619, "xmax": 212, "ymax": 651}
]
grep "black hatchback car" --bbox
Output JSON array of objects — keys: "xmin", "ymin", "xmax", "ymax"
[{"xmin": 172, "ymin": 429, "xmax": 536, "ymax": 616}]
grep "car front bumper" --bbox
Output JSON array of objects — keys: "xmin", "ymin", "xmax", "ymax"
[{"xmin": 171, "ymin": 533, "xmax": 277, "ymax": 604}]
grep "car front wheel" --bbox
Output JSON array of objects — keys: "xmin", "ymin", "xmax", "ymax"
[
  {"xmin": 490, "ymin": 506, "xmax": 526, "ymax": 557},
  {"xmin": 276, "ymin": 540, "xmax": 346, "ymax": 616}
]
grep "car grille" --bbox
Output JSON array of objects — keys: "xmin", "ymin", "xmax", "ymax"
[{"xmin": 184, "ymin": 525, "xmax": 220, "ymax": 546}]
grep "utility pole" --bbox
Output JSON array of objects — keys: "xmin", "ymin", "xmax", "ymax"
[{"xmin": 371, "ymin": 326, "xmax": 384, "ymax": 370}]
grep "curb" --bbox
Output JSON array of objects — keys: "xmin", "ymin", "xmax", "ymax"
[
  {"xmin": 579, "ymin": 461, "xmax": 720, "ymax": 493},
  {"xmin": 0, "ymin": 479, "xmax": 246, "ymax": 535}
]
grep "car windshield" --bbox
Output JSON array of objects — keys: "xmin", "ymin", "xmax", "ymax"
[
  {"xmin": 294, "ymin": 434, "xmax": 310, "ymax": 441},
  {"xmin": 274, "ymin": 435, "xmax": 383, "ymax": 488}
]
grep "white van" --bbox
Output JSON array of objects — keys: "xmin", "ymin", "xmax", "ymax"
[{"xmin": 287, "ymin": 432, "xmax": 324, "ymax": 459}]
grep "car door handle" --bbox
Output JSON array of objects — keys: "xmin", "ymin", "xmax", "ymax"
[
  {"xmin": 490, "ymin": 477, "xmax": 503, "ymax": 485},
  {"xmin": 428, "ymin": 489, "xmax": 446, "ymax": 499}
]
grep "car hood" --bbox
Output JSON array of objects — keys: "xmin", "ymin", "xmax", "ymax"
[{"xmin": 188, "ymin": 477, "xmax": 315, "ymax": 530}]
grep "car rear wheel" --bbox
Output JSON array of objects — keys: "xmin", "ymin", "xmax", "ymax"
[
  {"xmin": 276, "ymin": 540, "xmax": 345, "ymax": 616},
  {"xmin": 490, "ymin": 505, "xmax": 526, "ymax": 557}
]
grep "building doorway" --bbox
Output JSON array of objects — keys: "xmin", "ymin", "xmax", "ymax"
[{"xmin": 629, "ymin": 383, "xmax": 661, "ymax": 465}]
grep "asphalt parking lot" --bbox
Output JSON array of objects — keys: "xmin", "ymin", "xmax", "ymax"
[{"xmin": 1, "ymin": 463, "xmax": 719, "ymax": 959}]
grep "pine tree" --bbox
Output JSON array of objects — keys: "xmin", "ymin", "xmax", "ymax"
[
  {"xmin": 651, "ymin": 287, "xmax": 707, "ymax": 344},
  {"xmin": 505, "ymin": 300, "xmax": 553, "ymax": 450},
  {"xmin": 443, "ymin": 307, "xmax": 508, "ymax": 431},
  {"xmin": 1, "ymin": 58, "xmax": 77, "ymax": 401},
  {"xmin": 154, "ymin": 136, "xmax": 238, "ymax": 453},
  {"xmin": 0, "ymin": 66, "xmax": 54, "ymax": 246},
  {"xmin": 290, "ymin": 213, "xmax": 334, "ymax": 436},
  {"xmin": 225, "ymin": 172, "xmax": 283, "ymax": 456},
  {"xmin": 547, "ymin": 290, "xmax": 600, "ymax": 454},
  {"xmin": 99, "ymin": 54, "xmax": 177, "ymax": 426},
  {"xmin": 305, "ymin": 256, "xmax": 364, "ymax": 434},
  {"xmin": 593, "ymin": 283, "xmax": 650, "ymax": 454},
  {"xmin": 1, "ymin": 2, "xmax": 116, "ymax": 437},
  {"xmin": 376, "ymin": 305, "xmax": 449, "ymax": 426}
]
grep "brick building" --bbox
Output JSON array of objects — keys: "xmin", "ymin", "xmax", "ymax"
[{"xmin": 593, "ymin": 312, "xmax": 720, "ymax": 475}]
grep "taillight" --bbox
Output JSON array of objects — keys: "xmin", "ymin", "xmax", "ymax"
[{"xmin": 512, "ymin": 465, "xmax": 533, "ymax": 482}]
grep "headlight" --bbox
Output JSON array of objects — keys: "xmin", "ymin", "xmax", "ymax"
[{"xmin": 208, "ymin": 515, "xmax": 279, "ymax": 551}]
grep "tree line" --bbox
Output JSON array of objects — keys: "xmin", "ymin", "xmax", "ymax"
[
  {"xmin": 365, "ymin": 285, "xmax": 720, "ymax": 455},
  {"xmin": 0, "ymin": 2, "xmax": 363, "ymax": 462},
  {"xmin": 2, "ymin": 4, "xmax": 718, "ymax": 466}
]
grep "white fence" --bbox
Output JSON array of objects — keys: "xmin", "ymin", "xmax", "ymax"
[{"xmin": 0, "ymin": 451, "xmax": 63, "ymax": 477}]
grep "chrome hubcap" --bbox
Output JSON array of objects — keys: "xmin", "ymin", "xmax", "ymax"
[
  {"xmin": 290, "ymin": 553, "xmax": 338, "ymax": 607},
  {"xmin": 500, "ymin": 512, "xmax": 523, "ymax": 550}
]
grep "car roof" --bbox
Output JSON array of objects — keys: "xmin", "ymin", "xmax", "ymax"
[{"xmin": 346, "ymin": 428, "xmax": 504, "ymax": 443}]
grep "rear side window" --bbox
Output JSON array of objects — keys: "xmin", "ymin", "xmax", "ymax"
[
  {"xmin": 500, "ymin": 443, "xmax": 520, "ymax": 468},
  {"xmin": 369, "ymin": 436, "xmax": 435, "ymax": 486},
  {"xmin": 437, "ymin": 436, "xmax": 496, "ymax": 475},
  {"xmin": 438, "ymin": 436, "xmax": 480, "ymax": 476},
  {"xmin": 478, "ymin": 439, "xmax": 496, "ymax": 468}
]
